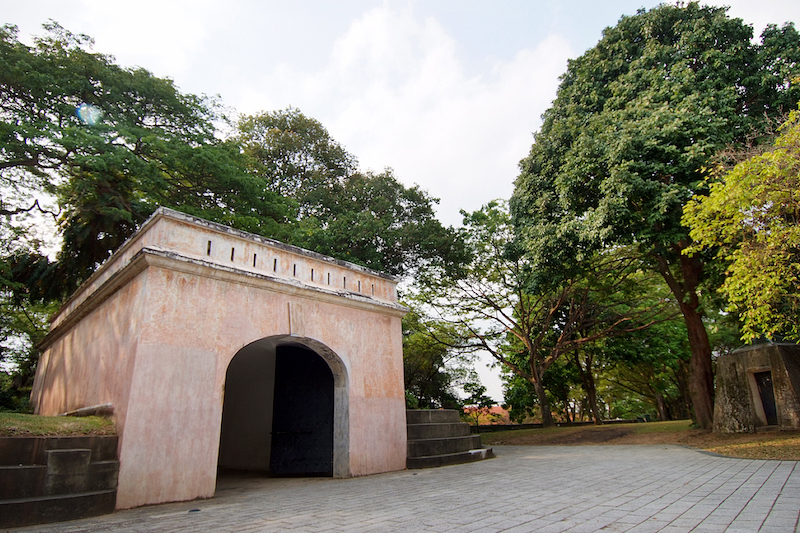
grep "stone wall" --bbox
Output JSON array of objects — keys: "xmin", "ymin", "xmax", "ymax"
[{"xmin": 714, "ymin": 343, "xmax": 800, "ymax": 433}]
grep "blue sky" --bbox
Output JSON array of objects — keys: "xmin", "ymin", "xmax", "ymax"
[{"xmin": 6, "ymin": 0, "xmax": 800, "ymax": 399}]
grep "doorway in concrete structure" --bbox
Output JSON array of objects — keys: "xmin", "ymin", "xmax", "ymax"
[
  {"xmin": 271, "ymin": 345, "xmax": 333, "ymax": 475},
  {"xmin": 754, "ymin": 370, "xmax": 778, "ymax": 426},
  {"xmin": 218, "ymin": 336, "xmax": 349, "ymax": 480}
]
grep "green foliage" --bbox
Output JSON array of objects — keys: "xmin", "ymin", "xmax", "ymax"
[
  {"xmin": 684, "ymin": 107, "xmax": 800, "ymax": 342},
  {"xmin": 509, "ymin": 3, "xmax": 800, "ymax": 428},
  {"xmin": 237, "ymin": 109, "xmax": 466, "ymax": 276},
  {"xmin": 402, "ymin": 306, "xmax": 472, "ymax": 409},
  {"xmin": 461, "ymin": 380, "xmax": 497, "ymax": 426},
  {"xmin": 423, "ymin": 200, "xmax": 673, "ymax": 426},
  {"xmin": 0, "ymin": 296, "xmax": 57, "ymax": 409},
  {"xmin": 602, "ymin": 317, "xmax": 692, "ymax": 420},
  {"xmin": 0, "ymin": 22, "xmax": 291, "ymax": 294},
  {"xmin": 511, "ymin": 2, "xmax": 799, "ymax": 277},
  {"xmin": 0, "ymin": 25, "xmax": 467, "ymax": 402}
]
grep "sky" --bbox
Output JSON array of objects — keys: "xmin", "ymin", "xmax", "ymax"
[{"xmin": 5, "ymin": 0, "xmax": 800, "ymax": 401}]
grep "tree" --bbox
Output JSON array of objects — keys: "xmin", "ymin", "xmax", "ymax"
[
  {"xmin": 0, "ymin": 22, "xmax": 294, "ymax": 404},
  {"xmin": 510, "ymin": 4, "xmax": 800, "ymax": 428},
  {"xmin": 1, "ymin": 22, "xmax": 291, "ymax": 294},
  {"xmin": 602, "ymin": 318, "xmax": 693, "ymax": 421},
  {"xmin": 236, "ymin": 109, "xmax": 466, "ymax": 277},
  {"xmin": 402, "ymin": 307, "xmax": 471, "ymax": 409},
  {"xmin": 684, "ymin": 106, "xmax": 800, "ymax": 342},
  {"xmin": 461, "ymin": 381, "xmax": 497, "ymax": 427},
  {"xmin": 422, "ymin": 201, "xmax": 671, "ymax": 426}
]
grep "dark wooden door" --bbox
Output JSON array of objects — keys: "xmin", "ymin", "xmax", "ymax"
[
  {"xmin": 270, "ymin": 346, "xmax": 334, "ymax": 475},
  {"xmin": 754, "ymin": 371, "xmax": 778, "ymax": 426}
]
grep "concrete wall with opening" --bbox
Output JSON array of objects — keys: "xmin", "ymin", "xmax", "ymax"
[
  {"xmin": 219, "ymin": 337, "xmax": 349, "ymax": 478},
  {"xmin": 31, "ymin": 208, "xmax": 407, "ymax": 509},
  {"xmin": 714, "ymin": 343, "xmax": 800, "ymax": 433}
]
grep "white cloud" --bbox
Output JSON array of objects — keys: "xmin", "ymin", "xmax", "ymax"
[
  {"xmin": 235, "ymin": 5, "xmax": 572, "ymax": 226},
  {"xmin": 77, "ymin": 0, "xmax": 240, "ymax": 77},
  {"xmin": 721, "ymin": 0, "xmax": 800, "ymax": 37}
]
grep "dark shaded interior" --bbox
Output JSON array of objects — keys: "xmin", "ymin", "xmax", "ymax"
[{"xmin": 218, "ymin": 341, "xmax": 334, "ymax": 477}]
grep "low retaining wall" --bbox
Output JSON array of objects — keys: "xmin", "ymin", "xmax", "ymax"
[
  {"xmin": 0, "ymin": 435, "xmax": 119, "ymax": 528},
  {"xmin": 470, "ymin": 419, "xmax": 639, "ymax": 433}
]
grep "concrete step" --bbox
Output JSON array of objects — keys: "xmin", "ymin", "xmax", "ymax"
[
  {"xmin": 0, "ymin": 436, "xmax": 118, "ymax": 466},
  {"xmin": 0, "ymin": 489, "xmax": 117, "ymax": 529},
  {"xmin": 408, "ymin": 435, "xmax": 482, "ymax": 458},
  {"xmin": 407, "ymin": 422, "xmax": 471, "ymax": 440},
  {"xmin": 0, "ymin": 457, "xmax": 119, "ymax": 500},
  {"xmin": 406, "ymin": 409, "xmax": 461, "ymax": 425},
  {"xmin": 407, "ymin": 448, "xmax": 495, "ymax": 469}
]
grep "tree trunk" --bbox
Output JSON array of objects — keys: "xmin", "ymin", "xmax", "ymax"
[
  {"xmin": 674, "ymin": 357, "xmax": 693, "ymax": 420},
  {"xmin": 656, "ymin": 249, "xmax": 715, "ymax": 429},
  {"xmin": 682, "ymin": 305, "xmax": 714, "ymax": 428},
  {"xmin": 574, "ymin": 352, "xmax": 602, "ymax": 425},
  {"xmin": 654, "ymin": 392, "xmax": 669, "ymax": 421},
  {"xmin": 533, "ymin": 379, "xmax": 555, "ymax": 427}
]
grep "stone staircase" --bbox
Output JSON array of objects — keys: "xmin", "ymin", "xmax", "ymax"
[
  {"xmin": 0, "ymin": 436, "xmax": 119, "ymax": 528},
  {"xmin": 406, "ymin": 410, "xmax": 493, "ymax": 469}
]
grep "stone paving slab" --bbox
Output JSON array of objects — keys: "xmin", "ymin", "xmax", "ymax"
[{"xmin": 6, "ymin": 445, "xmax": 799, "ymax": 533}]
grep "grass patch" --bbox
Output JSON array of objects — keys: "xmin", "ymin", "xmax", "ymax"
[
  {"xmin": 630, "ymin": 420, "xmax": 692, "ymax": 434},
  {"xmin": 480, "ymin": 420, "xmax": 800, "ymax": 461},
  {"xmin": 705, "ymin": 435, "xmax": 800, "ymax": 461},
  {"xmin": 0, "ymin": 412, "xmax": 116, "ymax": 437}
]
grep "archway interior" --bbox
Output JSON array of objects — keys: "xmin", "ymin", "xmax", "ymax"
[{"xmin": 219, "ymin": 340, "xmax": 334, "ymax": 477}]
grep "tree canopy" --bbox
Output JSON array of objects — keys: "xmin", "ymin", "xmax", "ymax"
[
  {"xmin": 684, "ymin": 106, "xmax": 800, "ymax": 342},
  {"xmin": 0, "ymin": 24, "xmax": 467, "ymax": 406},
  {"xmin": 421, "ymin": 200, "xmax": 672, "ymax": 426},
  {"xmin": 509, "ymin": 3, "xmax": 800, "ymax": 427},
  {"xmin": 236, "ymin": 109, "xmax": 466, "ymax": 276},
  {"xmin": 0, "ymin": 22, "xmax": 291, "ymax": 294}
]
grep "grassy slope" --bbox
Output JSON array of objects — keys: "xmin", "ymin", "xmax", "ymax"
[
  {"xmin": 0, "ymin": 412, "xmax": 116, "ymax": 437},
  {"xmin": 480, "ymin": 420, "xmax": 800, "ymax": 461}
]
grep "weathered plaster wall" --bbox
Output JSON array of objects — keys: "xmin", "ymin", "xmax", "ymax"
[
  {"xmin": 30, "ymin": 269, "xmax": 148, "ymax": 439},
  {"xmin": 714, "ymin": 344, "xmax": 800, "ymax": 433},
  {"xmin": 32, "ymin": 208, "xmax": 407, "ymax": 510}
]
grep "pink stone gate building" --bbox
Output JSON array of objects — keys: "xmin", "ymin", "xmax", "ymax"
[{"xmin": 30, "ymin": 208, "xmax": 408, "ymax": 509}]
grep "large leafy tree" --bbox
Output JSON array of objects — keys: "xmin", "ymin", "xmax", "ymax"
[
  {"xmin": 237, "ymin": 109, "xmax": 466, "ymax": 276},
  {"xmin": 510, "ymin": 3, "xmax": 800, "ymax": 428},
  {"xmin": 684, "ymin": 106, "xmax": 800, "ymax": 342},
  {"xmin": 422, "ymin": 201, "xmax": 670, "ymax": 426},
  {"xmin": 0, "ymin": 22, "xmax": 294, "ymax": 405},
  {"xmin": 1, "ymin": 22, "xmax": 291, "ymax": 294},
  {"xmin": 402, "ymin": 306, "xmax": 473, "ymax": 409}
]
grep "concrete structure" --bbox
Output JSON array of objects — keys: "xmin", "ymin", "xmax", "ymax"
[
  {"xmin": 30, "ymin": 207, "xmax": 408, "ymax": 509},
  {"xmin": 714, "ymin": 342, "xmax": 800, "ymax": 433}
]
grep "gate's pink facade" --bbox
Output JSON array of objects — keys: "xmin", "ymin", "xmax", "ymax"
[{"xmin": 31, "ymin": 208, "xmax": 408, "ymax": 509}]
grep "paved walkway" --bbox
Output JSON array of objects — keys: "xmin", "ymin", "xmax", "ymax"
[{"xmin": 9, "ymin": 445, "xmax": 800, "ymax": 533}]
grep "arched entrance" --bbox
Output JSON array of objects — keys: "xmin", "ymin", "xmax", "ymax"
[{"xmin": 218, "ymin": 336, "xmax": 350, "ymax": 479}]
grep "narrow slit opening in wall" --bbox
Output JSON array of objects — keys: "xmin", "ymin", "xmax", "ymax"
[
  {"xmin": 207, "ymin": 240, "xmax": 212, "ymax": 256},
  {"xmin": 253, "ymin": 253, "xmax": 257, "ymax": 267},
  {"xmin": 293, "ymin": 264, "xmax": 297, "ymax": 277},
  {"xmin": 327, "ymin": 272, "xmax": 331, "ymax": 285},
  {"xmin": 231, "ymin": 248, "xmax": 235, "ymax": 261},
  {"xmin": 372, "ymin": 284, "xmax": 375, "ymax": 295},
  {"xmin": 273, "ymin": 258, "xmax": 277, "ymax": 272},
  {"xmin": 311, "ymin": 268, "xmax": 314, "ymax": 281},
  {"xmin": 343, "ymin": 276, "xmax": 346, "ymax": 289},
  {"xmin": 358, "ymin": 280, "xmax": 361, "ymax": 292}
]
